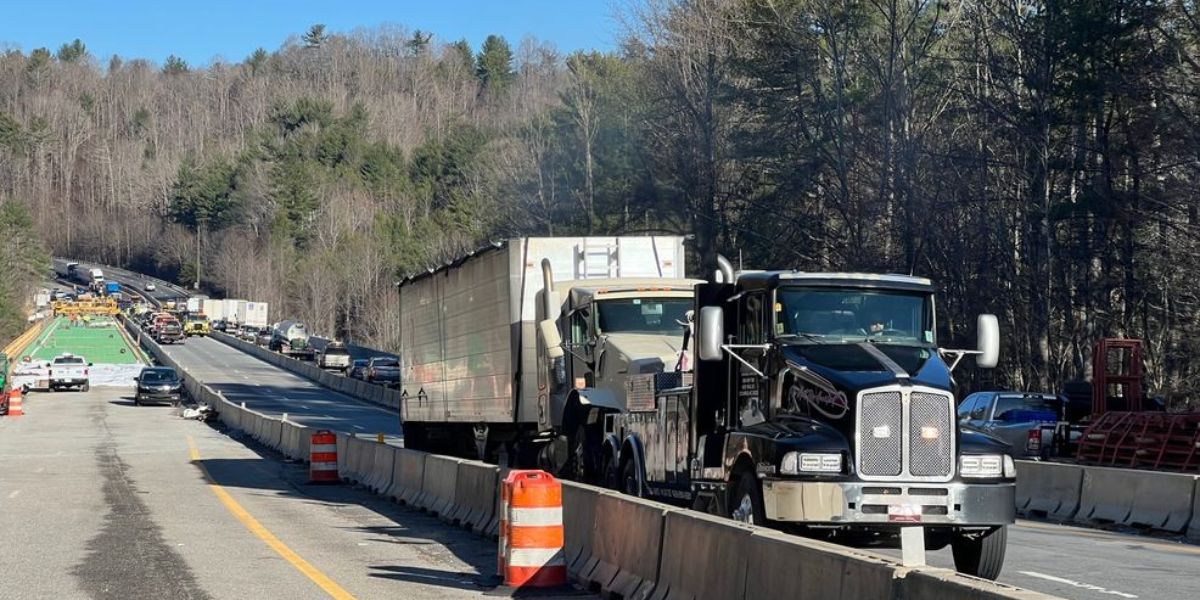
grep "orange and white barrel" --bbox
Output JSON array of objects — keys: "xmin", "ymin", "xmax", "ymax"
[
  {"xmin": 7, "ymin": 388, "xmax": 24, "ymax": 417},
  {"xmin": 309, "ymin": 430, "xmax": 338, "ymax": 483},
  {"xmin": 498, "ymin": 469, "xmax": 566, "ymax": 588}
]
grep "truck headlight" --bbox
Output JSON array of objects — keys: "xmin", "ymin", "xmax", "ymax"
[
  {"xmin": 960, "ymin": 454, "xmax": 1011, "ymax": 478},
  {"xmin": 780, "ymin": 452, "xmax": 842, "ymax": 474}
]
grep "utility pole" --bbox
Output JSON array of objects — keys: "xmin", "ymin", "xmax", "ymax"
[{"xmin": 195, "ymin": 216, "xmax": 206, "ymax": 291}]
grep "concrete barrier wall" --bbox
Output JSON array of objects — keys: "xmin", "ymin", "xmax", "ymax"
[
  {"xmin": 366, "ymin": 442, "xmax": 396, "ymax": 494},
  {"xmin": 210, "ymin": 332, "xmax": 396, "ymax": 411},
  {"xmin": 561, "ymin": 482, "xmax": 603, "ymax": 578},
  {"xmin": 419, "ymin": 455, "xmax": 462, "ymax": 518},
  {"xmin": 653, "ymin": 510, "xmax": 753, "ymax": 600},
  {"xmin": 387, "ymin": 449, "xmax": 427, "ymax": 506},
  {"xmin": 1016, "ymin": 461, "xmax": 1083, "ymax": 520},
  {"xmin": 744, "ymin": 529, "xmax": 905, "ymax": 600},
  {"xmin": 1077, "ymin": 465, "xmax": 1196, "ymax": 532},
  {"xmin": 586, "ymin": 491, "xmax": 671, "ymax": 599},
  {"xmin": 451, "ymin": 460, "xmax": 500, "ymax": 535}
]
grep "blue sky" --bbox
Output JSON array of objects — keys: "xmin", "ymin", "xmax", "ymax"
[{"xmin": 0, "ymin": 1, "xmax": 622, "ymax": 66}]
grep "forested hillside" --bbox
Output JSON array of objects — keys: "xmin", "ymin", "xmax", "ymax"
[{"xmin": 3, "ymin": 1, "xmax": 1200, "ymax": 402}]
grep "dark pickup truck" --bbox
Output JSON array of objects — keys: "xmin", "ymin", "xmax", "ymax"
[{"xmin": 366, "ymin": 356, "xmax": 400, "ymax": 388}]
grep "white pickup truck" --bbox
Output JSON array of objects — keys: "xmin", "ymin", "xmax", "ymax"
[
  {"xmin": 49, "ymin": 354, "xmax": 91, "ymax": 392},
  {"xmin": 316, "ymin": 341, "xmax": 352, "ymax": 372}
]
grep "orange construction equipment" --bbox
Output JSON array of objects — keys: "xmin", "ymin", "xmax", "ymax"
[
  {"xmin": 7, "ymin": 388, "xmax": 24, "ymax": 417},
  {"xmin": 309, "ymin": 430, "xmax": 339, "ymax": 483},
  {"xmin": 498, "ymin": 470, "xmax": 567, "ymax": 588}
]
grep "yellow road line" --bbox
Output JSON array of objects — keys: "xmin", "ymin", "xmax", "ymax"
[{"xmin": 187, "ymin": 436, "xmax": 358, "ymax": 600}]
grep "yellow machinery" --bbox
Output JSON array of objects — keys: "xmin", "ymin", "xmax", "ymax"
[{"xmin": 52, "ymin": 298, "xmax": 119, "ymax": 316}]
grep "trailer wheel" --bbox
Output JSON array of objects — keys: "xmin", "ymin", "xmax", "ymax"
[
  {"xmin": 619, "ymin": 458, "xmax": 642, "ymax": 498},
  {"xmin": 729, "ymin": 470, "xmax": 766, "ymax": 525},
  {"xmin": 951, "ymin": 526, "xmax": 1007, "ymax": 580}
]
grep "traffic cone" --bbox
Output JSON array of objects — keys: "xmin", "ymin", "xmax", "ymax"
[{"xmin": 8, "ymin": 388, "xmax": 25, "ymax": 417}]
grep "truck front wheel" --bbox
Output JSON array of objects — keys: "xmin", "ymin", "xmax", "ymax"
[
  {"xmin": 729, "ymin": 470, "xmax": 766, "ymax": 525},
  {"xmin": 951, "ymin": 525, "xmax": 1007, "ymax": 580}
]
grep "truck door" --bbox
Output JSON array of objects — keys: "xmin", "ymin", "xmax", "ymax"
[{"xmin": 735, "ymin": 292, "xmax": 768, "ymax": 427}]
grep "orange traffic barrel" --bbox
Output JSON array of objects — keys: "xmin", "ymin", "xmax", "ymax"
[
  {"xmin": 7, "ymin": 388, "xmax": 24, "ymax": 417},
  {"xmin": 309, "ymin": 430, "xmax": 338, "ymax": 483},
  {"xmin": 498, "ymin": 470, "xmax": 567, "ymax": 588}
]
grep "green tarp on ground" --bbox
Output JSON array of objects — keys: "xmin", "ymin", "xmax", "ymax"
[{"xmin": 28, "ymin": 317, "xmax": 141, "ymax": 365}]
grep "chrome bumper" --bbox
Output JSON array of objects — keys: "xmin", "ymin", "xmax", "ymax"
[{"xmin": 761, "ymin": 479, "xmax": 1015, "ymax": 526}]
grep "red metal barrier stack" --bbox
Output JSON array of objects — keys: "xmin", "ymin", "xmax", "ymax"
[
  {"xmin": 498, "ymin": 470, "xmax": 567, "ymax": 588},
  {"xmin": 309, "ymin": 430, "xmax": 339, "ymax": 483},
  {"xmin": 1076, "ymin": 411, "xmax": 1200, "ymax": 472}
]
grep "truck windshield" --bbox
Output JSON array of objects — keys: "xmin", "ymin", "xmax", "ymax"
[
  {"xmin": 777, "ymin": 288, "xmax": 932, "ymax": 345},
  {"xmin": 596, "ymin": 298, "xmax": 691, "ymax": 334}
]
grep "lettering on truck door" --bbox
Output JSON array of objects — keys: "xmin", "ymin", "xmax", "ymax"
[{"xmin": 736, "ymin": 292, "xmax": 768, "ymax": 427}]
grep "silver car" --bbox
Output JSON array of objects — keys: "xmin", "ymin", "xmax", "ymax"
[{"xmin": 958, "ymin": 392, "xmax": 1067, "ymax": 459}]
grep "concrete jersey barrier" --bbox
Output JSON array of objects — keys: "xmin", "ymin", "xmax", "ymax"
[
  {"xmin": 210, "ymin": 332, "xmax": 395, "ymax": 411},
  {"xmin": 1016, "ymin": 461, "xmax": 1083, "ymax": 520},
  {"xmin": 744, "ymin": 528, "xmax": 905, "ymax": 600},
  {"xmin": 451, "ymin": 460, "xmax": 500, "ymax": 536},
  {"xmin": 1077, "ymin": 465, "xmax": 1197, "ymax": 532},
  {"xmin": 387, "ymin": 449, "xmax": 427, "ymax": 506},
  {"xmin": 585, "ymin": 490, "xmax": 671, "ymax": 599},
  {"xmin": 419, "ymin": 455, "xmax": 462, "ymax": 518},
  {"xmin": 651, "ymin": 509, "xmax": 754, "ymax": 600}
]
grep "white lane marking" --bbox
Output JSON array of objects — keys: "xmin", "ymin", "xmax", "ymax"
[
  {"xmin": 1019, "ymin": 571, "xmax": 1138, "ymax": 598},
  {"xmin": 7, "ymin": 490, "xmax": 20, "ymax": 499}
]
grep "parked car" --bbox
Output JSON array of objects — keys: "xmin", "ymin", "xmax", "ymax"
[
  {"xmin": 348, "ymin": 359, "xmax": 369, "ymax": 380},
  {"xmin": 255, "ymin": 328, "xmax": 273, "ymax": 347},
  {"xmin": 958, "ymin": 391, "xmax": 1074, "ymax": 459},
  {"xmin": 134, "ymin": 367, "xmax": 183, "ymax": 406},
  {"xmin": 144, "ymin": 282, "xmax": 157, "ymax": 292},
  {"xmin": 366, "ymin": 356, "xmax": 401, "ymax": 388},
  {"xmin": 211, "ymin": 319, "xmax": 227, "ymax": 332}
]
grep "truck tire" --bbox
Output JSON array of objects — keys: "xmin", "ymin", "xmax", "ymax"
[
  {"xmin": 729, "ymin": 470, "xmax": 766, "ymax": 525},
  {"xmin": 952, "ymin": 526, "xmax": 1007, "ymax": 580},
  {"xmin": 619, "ymin": 458, "xmax": 643, "ymax": 498},
  {"xmin": 82, "ymin": 382, "xmax": 90, "ymax": 393}
]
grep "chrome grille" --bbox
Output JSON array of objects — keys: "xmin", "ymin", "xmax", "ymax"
[
  {"xmin": 856, "ymin": 387, "xmax": 955, "ymax": 481},
  {"xmin": 908, "ymin": 392, "xmax": 953, "ymax": 477},
  {"xmin": 858, "ymin": 391, "xmax": 903, "ymax": 476}
]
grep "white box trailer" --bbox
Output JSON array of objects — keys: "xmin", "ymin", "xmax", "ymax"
[
  {"xmin": 186, "ymin": 298, "xmax": 203, "ymax": 314},
  {"xmin": 223, "ymin": 300, "xmax": 246, "ymax": 323},
  {"xmin": 238, "ymin": 302, "xmax": 269, "ymax": 329},
  {"xmin": 399, "ymin": 236, "xmax": 687, "ymax": 431},
  {"xmin": 202, "ymin": 299, "xmax": 226, "ymax": 320}
]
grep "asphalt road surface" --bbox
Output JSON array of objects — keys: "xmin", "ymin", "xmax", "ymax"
[
  {"xmin": 877, "ymin": 514, "xmax": 1200, "ymax": 599},
  {"xmin": 158, "ymin": 335, "xmax": 403, "ymax": 444},
  {"xmin": 0, "ymin": 387, "xmax": 589, "ymax": 599}
]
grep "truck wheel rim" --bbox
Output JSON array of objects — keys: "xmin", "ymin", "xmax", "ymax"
[{"xmin": 732, "ymin": 494, "xmax": 755, "ymax": 524}]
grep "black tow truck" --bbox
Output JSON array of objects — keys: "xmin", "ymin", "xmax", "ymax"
[{"xmin": 599, "ymin": 259, "xmax": 1015, "ymax": 579}]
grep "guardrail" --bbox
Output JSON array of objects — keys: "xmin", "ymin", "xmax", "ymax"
[
  {"xmin": 2, "ymin": 318, "xmax": 50, "ymax": 385},
  {"xmin": 209, "ymin": 331, "xmax": 401, "ymax": 411},
  {"xmin": 1016, "ymin": 460, "xmax": 1200, "ymax": 541}
]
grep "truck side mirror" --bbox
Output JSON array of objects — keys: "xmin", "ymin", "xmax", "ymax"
[
  {"xmin": 698, "ymin": 306, "xmax": 724, "ymax": 362},
  {"xmin": 976, "ymin": 314, "xmax": 999, "ymax": 369},
  {"xmin": 539, "ymin": 319, "xmax": 564, "ymax": 359}
]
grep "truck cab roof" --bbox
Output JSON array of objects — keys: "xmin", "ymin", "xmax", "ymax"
[
  {"xmin": 563, "ymin": 278, "xmax": 702, "ymax": 306},
  {"xmin": 735, "ymin": 271, "xmax": 935, "ymax": 293}
]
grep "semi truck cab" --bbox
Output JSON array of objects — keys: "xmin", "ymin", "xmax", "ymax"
[{"xmin": 605, "ymin": 263, "xmax": 1014, "ymax": 579}]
